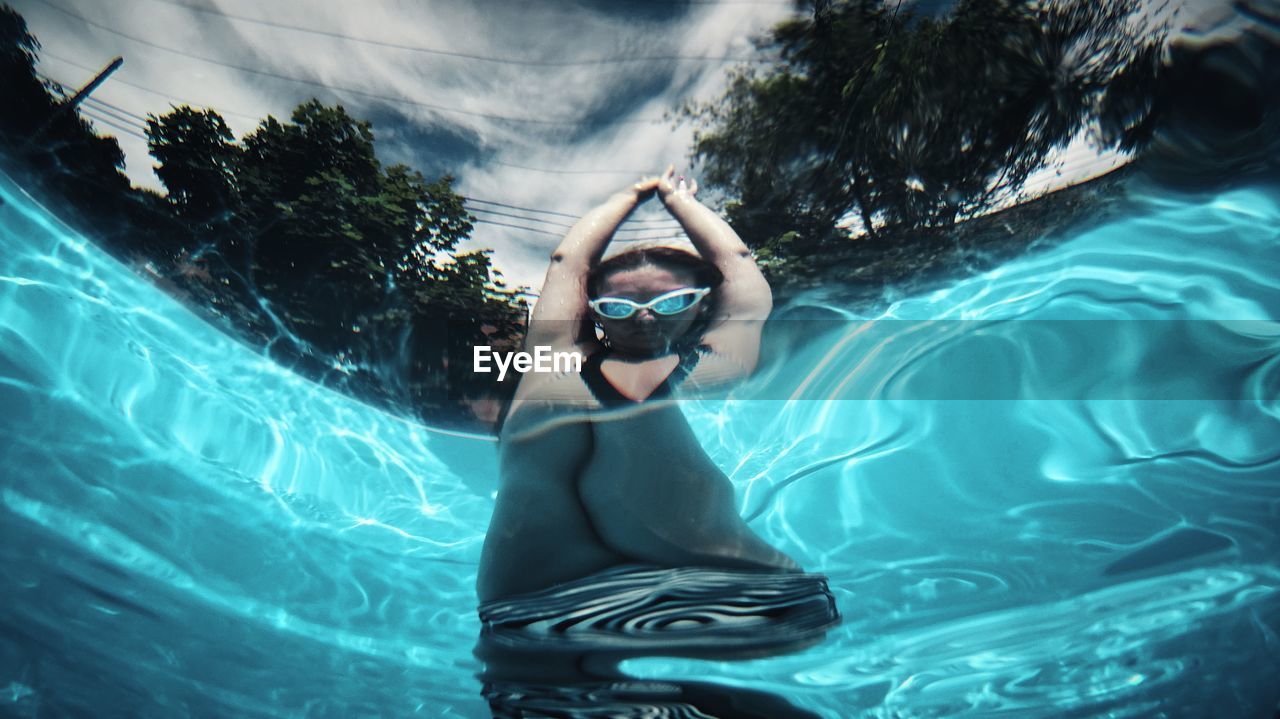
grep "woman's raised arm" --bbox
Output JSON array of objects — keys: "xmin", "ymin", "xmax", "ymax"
[
  {"xmin": 524, "ymin": 178, "xmax": 659, "ymax": 349},
  {"xmin": 657, "ymin": 166, "xmax": 772, "ymax": 373}
]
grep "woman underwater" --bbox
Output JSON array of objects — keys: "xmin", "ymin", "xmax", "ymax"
[{"xmin": 475, "ymin": 167, "xmax": 839, "ymax": 682}]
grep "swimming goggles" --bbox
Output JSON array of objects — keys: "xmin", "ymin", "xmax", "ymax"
[{"xmin": 589, "ymin": 287, "xmax": 710, "ymax": 319}]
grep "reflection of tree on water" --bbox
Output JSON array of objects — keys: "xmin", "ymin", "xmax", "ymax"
[{"xmin": 476, "ymin": 566, "xmax": 835, "ymax": 718}]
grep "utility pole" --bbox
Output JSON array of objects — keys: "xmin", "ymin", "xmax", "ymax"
[
  {"xmin": 59, "ymin": 56, "xmax": 123, "ymax": 113},
  {"xmin": 23, "ymin": 56, "xmax": 124, "ymax": 151}
]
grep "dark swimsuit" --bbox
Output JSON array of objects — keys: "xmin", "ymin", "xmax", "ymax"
[
  {"xmin": 578, "ymin": 342, "xmax": 709, "ymax": 405},
  {"xmin": 480, "ymin": 342, "xmax": 840, "ymax": 646},
  {"xmin": 479, "ymin": 342, "xmax": 840, "ymax": 717},
  {"xmin": 491, "ymin": 341, "xmax": 706, "ymax": 437}
]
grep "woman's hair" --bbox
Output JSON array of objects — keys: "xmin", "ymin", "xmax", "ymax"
[{"xmin": 585, "ymin": 245, "xmax": 723, "ymax": 298}]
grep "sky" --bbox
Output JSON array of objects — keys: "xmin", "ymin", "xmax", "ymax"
[{"xmin": 13, "ymin": 0, "xmax": 1131, "ymax": 293}]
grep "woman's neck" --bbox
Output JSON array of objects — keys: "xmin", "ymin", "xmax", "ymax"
[
  {"xmin": 609, "ymin": 346, "xmax": 674, "ymax": 361},
  {"xmin": 603, "ymin": 332, "xmax": 703, "ymax": 361}
]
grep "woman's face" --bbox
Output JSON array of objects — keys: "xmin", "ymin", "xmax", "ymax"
[{"xmin": 593, "ymin": 264, "xmax": 708, "ymax": 356}]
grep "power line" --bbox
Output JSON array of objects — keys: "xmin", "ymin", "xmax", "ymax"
[
  {"xmin": 35, "ymin": 0, "xmax": 669, "ymax": 127},
  {"xmin": 79, "ymin": 106, "xmax": 149, "ymax": 141},
  {"xmin": 85, "ymin": 105, "xmax": 146, "ymax": 136},
  {"xmin": 63, "ymin": 128, "xmax": 689, "ymax": 245},
  {"xmin": 486, "ymin": 158, "xmax": 655, "ymax": 177},
  {"xmin": 464, "ymin": 198, "xmax": 684, "ymax": 229},
  {"xmin": 609, "ymin": 234, "xmax": 688, "ymax": 244},
  {"xmin": 470, "ymin": 217, "xmax": 683, "ymax": 244},
  {"xmin": 39, "ymin": 71, "xmax": 147, "ymax": 140},
  {"xmin": 466, "ymin": 206, "xmax": 573, "ymax": 230},
  {"xmin": 43, "ymin": 61, "xmax": 684, "ymax": 181},
  {"xmin": 462, "ymin": 196, "xmax": 585, "ymax": 220},
  {"xmin": 83, "ymin": 96, "xmax": 148, "ymax": 128},
  {"xmin": 84, "ymin": 94, "xmax": 148, "ymax": 122},
  {"xmin": 133, "ymin": 0, "xmax": 773, "ymax": 68},
  {"xmin": 463, "ymin": 196, "xmax": 679, "ymax": 226},
  {"xmin": 23, "ymin": 56, "xmax": 124, "ymax": 151},
  {"xmin": 469, "ymin": 218, "xmax": 561, "ymax": 238},
  {"xmin": 43, "ymin": 71, "xmax": 698, "ymax": 235},
  {"xmin": 676, "ymin": 0, "xmax": 793, "ymax": 3},
  {"xmin": 467, "ymin": 206, "xmax": 684, "ymax": 237},
  {"xmin": 40, "ymin": 52, "xmax": 266, "ymax": 122}
]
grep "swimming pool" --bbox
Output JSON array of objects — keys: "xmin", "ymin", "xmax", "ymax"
[{"xmin": 1, "ymin": 165, "xmax": 1278, "ymax": 716}]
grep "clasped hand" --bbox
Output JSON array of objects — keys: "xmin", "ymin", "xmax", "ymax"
[{"xmin": 626, "ymin": 165, "xmax": 698, "ymax": 206}]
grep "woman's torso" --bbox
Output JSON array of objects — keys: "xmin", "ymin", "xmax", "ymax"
[{"xmin": 476, "ymin": 344, "xmax": 744, "ymax": 603}]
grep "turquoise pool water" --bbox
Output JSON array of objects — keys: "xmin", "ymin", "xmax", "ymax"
[{"xmin": 1, "ymin": 168, "xmax": 1278, "ymax": 717}]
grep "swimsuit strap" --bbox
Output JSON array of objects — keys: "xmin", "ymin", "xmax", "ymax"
[{"xmin": 671, "ymin": 340, "xmax": 710, "ymax": 385}]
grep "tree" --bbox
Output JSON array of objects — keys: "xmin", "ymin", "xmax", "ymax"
[
  {"xmin": 146, "ymin": 106, "xmax": 240, "ymax": 228},
  {"xmin": 3, "ymin": 2, "xmax": 527, "ymax": 430},
  {"xmin": 1, "ymin": 5, "xmax": 182, "ymax": 261},
  {"xmin": 686, "ymin": 0, "xmax": 1167, "ymax": 254},
  {"xmin": 143, "ymin": 98, "xmax": 525, "ymax": 426},
  {"xmin": 0, "ymin": 4, "xmax": 43, "ymax": 141},
  {"xmin": 397, "ymin": 248, "xmax": 529, "ymax": 412}
]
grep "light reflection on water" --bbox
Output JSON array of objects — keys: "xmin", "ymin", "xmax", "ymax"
[{"xmin": 2, "ymin": 167, "xmax": 1279, "ymax": 717}]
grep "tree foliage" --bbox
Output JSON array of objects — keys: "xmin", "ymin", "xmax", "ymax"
[
  {"xmin": 146, "ymin": 106, "xmax": 238, "ymax": 226},
  {"xmin": 1, "ymin": 6, "xmax": 526, "ymax": 431},
  {"xmin": 686, "ymin": 0, "xmax": 1167, "ymax": 255},
  {"xmin": 141, "ymin": 100, "xmax": 527, "ymax": 424}
]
